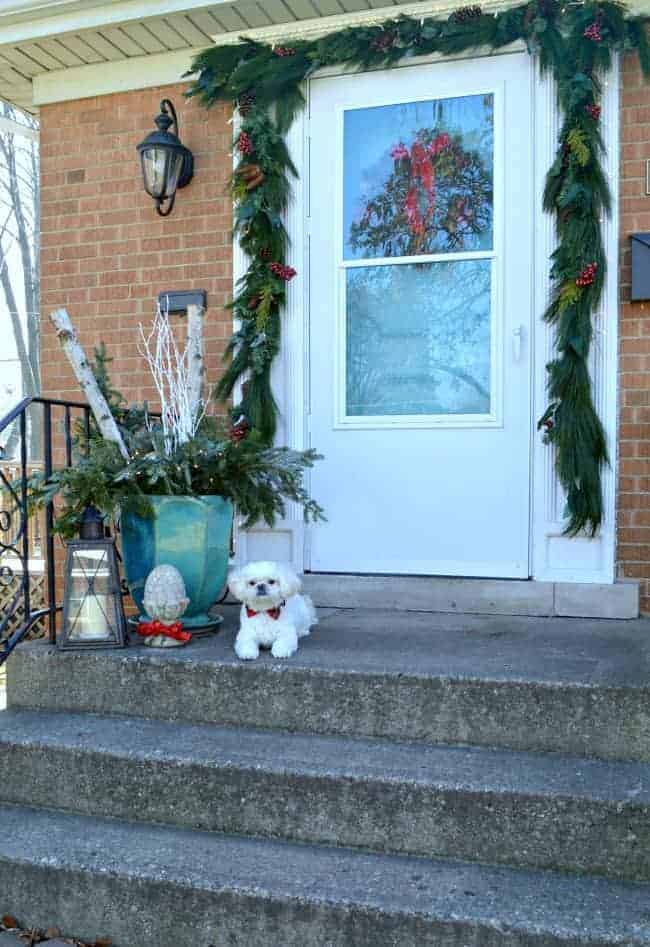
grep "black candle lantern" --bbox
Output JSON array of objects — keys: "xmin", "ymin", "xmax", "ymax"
[
  {"xmin": 58, "ymin": 507, "xmax": 127, "ymax": 651},
  {"xmin": 136, "ymin": 98, "xmax": 194, "ymax": 216}
]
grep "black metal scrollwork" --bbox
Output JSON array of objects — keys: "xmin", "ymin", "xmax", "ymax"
[
  {"xmin": 0, "ymin": 457, "xmax": 29, "ymax": 651},
  {"xmin": 0, "ymin": 396, "xmax": 93, "ymax": 664}
]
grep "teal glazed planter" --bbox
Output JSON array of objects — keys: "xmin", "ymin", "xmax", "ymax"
[{"xmin": 121, "ymin": 495, "xmax": 233, "ymax": 630}]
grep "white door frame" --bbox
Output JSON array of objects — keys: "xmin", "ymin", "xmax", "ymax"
[{"xmin": 234, "ymin": 46, "xmax": 619, "ymax": 585}]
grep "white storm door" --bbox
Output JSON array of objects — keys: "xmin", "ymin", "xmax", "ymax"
[{"xmin": 307, "ymin": 53, "xmax": 533, "ymax": 578}]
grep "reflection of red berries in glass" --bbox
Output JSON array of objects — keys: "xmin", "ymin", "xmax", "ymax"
[
  {"xmin": 237, "ymin": 131, "xmax": 253, "ymax": 155},
  {"xmin": 390, "ymin": 143, "xmax": 409, "ymax": 160},
  {"xmin": 428, "ymin": 133, "xmax": 451, "ymax": 156}
]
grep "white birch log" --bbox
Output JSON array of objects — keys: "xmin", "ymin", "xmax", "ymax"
[
  {"xmin": 49, "ymin": 308, "xmax": 130, "ymax": 461},
  {"xmin": 186, "ymin": 303, "xmax": 205, "ymax": 423}
]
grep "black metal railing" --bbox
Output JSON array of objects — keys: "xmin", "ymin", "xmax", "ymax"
[{"xmin": 0, "ymin": 395, "xmax": 91, "ymax": 665}]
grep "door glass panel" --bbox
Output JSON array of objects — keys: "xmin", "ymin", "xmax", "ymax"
[
  {"xmin": 345, "ymin": 259, "xmax": 492, "ymax": 417},
  {"xmin": 343, "ymin": 93, "xmax": 494, "ymax": 259}
]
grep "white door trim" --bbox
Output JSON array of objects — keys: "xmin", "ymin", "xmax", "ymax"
[
  {"xmin": 234, "ymin": 49, "xmax": 619, "ymax": 584},
  {"xmin": 530, "ymin": 58, "xmax": 619, "ymax": 584}
]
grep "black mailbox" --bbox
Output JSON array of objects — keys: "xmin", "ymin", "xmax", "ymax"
[
  {"xmin": 631, "ymin": 233, "xmax": 650, "ymax": 301},
  {"xmin": 157, "ymin": 289, "xmax": 207, "ymax": 314}
]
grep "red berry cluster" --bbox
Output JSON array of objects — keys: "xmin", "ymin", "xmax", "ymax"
[
  {"xmin": 585, "ymin": 103, "xmax": 602, "ymax": 120},
  {"xmin": 229, "ymin": 416, "xmax": 250, "ymax": 443},
  {"xmin": 576, "ymin": 262, "xmax": 598, "ymax": 287},
  {"xmin": 583, "ymin": 20, "xmax": 602, "ymax": 42},
  {"xmin": 237, "ymin": 131, "xmax": 253, "ymax": 155},
  {"xmin": 269, "ymin": 262, "xmax": 297, "ymax": 281},
  {"xmin": 371, "ymin": 31, "xmax": 396, "ymax": 51},
  {"xmin": 274, "ymin": 46, "xmax": 295, "ymax": 57},
  {"xmin": 543, "ymin": 418, "xmax": 554, "ymax": 431}
]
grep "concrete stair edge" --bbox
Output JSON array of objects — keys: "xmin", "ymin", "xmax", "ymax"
[
  {"xmin": 1, "ymin": 709, "xmax": 649, "ymax": 881},
  {"xmin": 1, "ymin": 803, "xmax": 650, "ymax": 947},
  {"xmin": 8, "ymin": 632, "xmax": 650, "ymax": 762}
]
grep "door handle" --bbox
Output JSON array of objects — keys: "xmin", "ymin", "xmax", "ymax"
[{"xmin": 512, "ymin": 325, "xmax": 524, "ymax": 361}]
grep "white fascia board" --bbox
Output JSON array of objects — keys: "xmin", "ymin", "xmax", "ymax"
[
  {"xmin": 0, "ymin": 0, "xmax": 226, "ymax": 45},
  {"xmin": 33, "ymin": 45, "xmax": 204, "ymax": 105}
]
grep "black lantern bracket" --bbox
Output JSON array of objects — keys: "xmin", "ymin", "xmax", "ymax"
[{"xmin": 136, "ymin": 98, "xmax": 194, "ymax": 217}]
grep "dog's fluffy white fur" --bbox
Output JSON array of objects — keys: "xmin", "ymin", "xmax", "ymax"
[{"xmin": 229, "ymin": 560, "xmax": 317, "ymax": 660}]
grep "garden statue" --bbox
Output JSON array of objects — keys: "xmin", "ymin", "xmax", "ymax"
[{"xmin": 137, "ymin": 564, "xmax": 191, "ymax": 648}]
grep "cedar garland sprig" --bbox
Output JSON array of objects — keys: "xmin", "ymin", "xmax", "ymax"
[{"xmin": 187, "ymin": 0, "xmax": 650, "ymax": 535}]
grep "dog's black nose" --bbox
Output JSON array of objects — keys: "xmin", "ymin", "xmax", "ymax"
[{"xmin": 256, "ymin": 583, "xmax": 267, "ymax": 595}]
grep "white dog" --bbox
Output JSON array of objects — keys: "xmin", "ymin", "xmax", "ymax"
[{"xmin": 229, "ymin": 561, "xmax": 317, "ymax": 660}]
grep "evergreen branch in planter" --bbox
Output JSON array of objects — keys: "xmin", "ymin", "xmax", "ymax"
[{"xmin": 29, "ymin": 308, "xmax": 324, "ymax": 538}]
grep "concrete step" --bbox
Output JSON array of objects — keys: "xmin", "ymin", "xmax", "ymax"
[
  {"xmin": 1, "ymin": 709, "xmax": 649, "ymax": 882},
  {"xmin": 302, "ymin": 574, "xmax": 640, "ymax": 619},
  {"xmin": 8, "ymin": 608, "xmax": 650, "ymax": 761},
  {"xmin": 1, "ymin": 804, "xmax": 649, "ymax": 947}
]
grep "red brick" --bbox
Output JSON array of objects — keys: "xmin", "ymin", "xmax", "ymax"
[{"xmin": 41, "ymin": 83, "xmax": 232, "ymax": 421}]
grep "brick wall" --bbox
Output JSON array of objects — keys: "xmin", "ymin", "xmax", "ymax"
[
  {"xmin": 618, "ymin": 53, "xmax": 650, "ymax": 613},
  {"xmin": 39, "ymin": 82, "xmax": 232, "ymax": 408}
]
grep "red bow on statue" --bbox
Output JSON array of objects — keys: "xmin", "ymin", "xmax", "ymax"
[
  {"xmin": 246, "ymin": 605, "xmax": 283, "ymax": 620},
  {"xmin": 136, "ymin": 620, "xmax": 192, "ymax": 643}
]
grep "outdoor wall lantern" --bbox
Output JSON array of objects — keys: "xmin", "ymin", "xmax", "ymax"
[
  {"xmin": 58, "ymin": 506, "xmax": 127, "ymax": 650},
  {"xmin": 136, "ymin": 99, "xmax": 194, "ymax": 217}
]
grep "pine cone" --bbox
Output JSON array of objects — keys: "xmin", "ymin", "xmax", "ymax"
[
  {"xmin": 260, "ymin": 247, "xmax": 273, "ymax": 260},
  {"xmin": 371, "ymin": 31, "xmax": 396, "ymax": 51},
  {"xmin": 237, "ymin": 162, "xmax": 265, "ymax": 190},
  {"xmin": 450, "ymin": 5, "xmax": 482, "ymax": 23},
  {"xmin": 238, "ymin": 90, "xmax": 256, "ymax": 116},
  {"xmin": 247, "ymin": 294, "xmax": 261, "ymax": 310}
]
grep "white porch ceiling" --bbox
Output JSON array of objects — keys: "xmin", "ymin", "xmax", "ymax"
[
  {"xmin": 0, "ymin": 0, "xmax": 645, "ymax": 112},
  {"xmin": 0, "ymin": 0, "xmax": 426, "ymax": 111}
]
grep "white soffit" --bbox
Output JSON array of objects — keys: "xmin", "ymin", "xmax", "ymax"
[{"xmin": 3, "ymin": 0, "xmax": 647, "ymax": 110}]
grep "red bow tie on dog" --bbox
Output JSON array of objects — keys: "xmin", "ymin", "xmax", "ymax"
[{"xmin": 246, "ymin": 605, "xmax": 283, "ymax": 620}]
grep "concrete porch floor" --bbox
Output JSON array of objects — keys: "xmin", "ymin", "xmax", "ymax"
[
  {"xmin": 8, "ymin": 602, "xmax": 650, "ymax": 678},
  {"xmin": 7, "ymin": 602, "xmax": 647, "ymax": 711},
  {"xmin": 136, "ymin": 604, "xmax": 650, "ymax": 687},
  {"xmin": 9, "ymin": 602, "xmax": 650, "ymax": 689}
]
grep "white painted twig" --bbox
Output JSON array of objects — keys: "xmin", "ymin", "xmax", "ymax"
[
  {"xmin": 49, "ymin": 308, "xmax": 130, "ymax": 461},
  {"xmin": 186, "ymin": 303, "xmax": 205, "ymax": 421},
  {"xmin": 138, "ymin": 302, "xmax": 207, "ymax": 456}
]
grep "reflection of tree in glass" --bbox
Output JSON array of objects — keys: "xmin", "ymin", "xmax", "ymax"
[
  {"xmin": 346, "ymin": 261, "xmax": 491, "ymax": 416},
  {"xmin": 349, "ymin": 124, "xmax": 492, "ymax": 257}
]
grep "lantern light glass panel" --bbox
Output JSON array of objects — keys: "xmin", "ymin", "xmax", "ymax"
[{"xmin": 141, "ymin": 147, "xmax": 183, "ymax": 200}]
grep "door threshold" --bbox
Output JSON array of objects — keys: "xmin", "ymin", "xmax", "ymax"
[{"xmin": 302, "ymin": 574, "xmax": 639, "ymax": 620}]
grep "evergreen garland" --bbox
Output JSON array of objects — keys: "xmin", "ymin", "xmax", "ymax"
[{"xmin": 187, "ymin": 0, "xmax": 650, "ymax": 536}]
